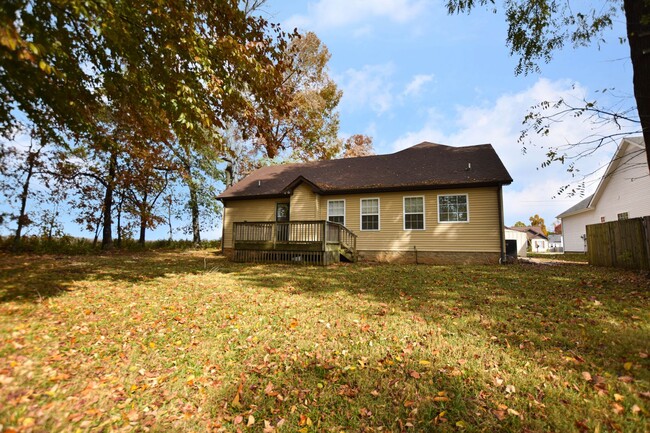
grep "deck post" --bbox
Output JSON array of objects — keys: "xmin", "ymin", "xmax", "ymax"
[
  {"xmin": 272, "ymin": 223, "xmax": 277, "ymax": 250},
  {"xmin": 322, "ymin": 222, "xmax": 327, "ymax": 251}
]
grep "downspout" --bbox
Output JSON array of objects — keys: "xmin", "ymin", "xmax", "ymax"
[
  {"xmin": 220, "ymin": 199, "xmax": 225, "ymax": 254},
  {"xmin": 497, "ymin": 185, "xmax": 506, "ymax": 264}
]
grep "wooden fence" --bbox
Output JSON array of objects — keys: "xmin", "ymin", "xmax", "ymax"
[{"xmin": 586, "ymin": 216, "xmax": 650, "ymax": 270}]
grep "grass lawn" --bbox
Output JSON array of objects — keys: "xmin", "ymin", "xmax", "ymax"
[
  {"xmin": 527, "ymin": 253, "xmax": 589, "ymax": 263},
  {"xmin": 1, "ymin": 251, "xmax": 648, "ymax": 432}
]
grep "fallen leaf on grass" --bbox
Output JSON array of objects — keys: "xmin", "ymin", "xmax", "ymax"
[
  {"xmin": 618, "ymin": 376, "xmax": 634, "ymax": 383},
  {"xmin": 493, "ymin": 410, "xmax": 506, "ymax": 421},
  {"xmin": 409, "ymin": 370, "xmax": 421, "ymax": 379},
  {"xmin": 612, "ymin": 403, "xmax": 624, "ymax": 414},
  {"xmin": 298, "ymin": 414, "xmax": 312, "ymax": 427},
  {"xmin": 231, "ymin": 392, "xmax": 241, "ymax": 408},
  {"xmin": 581, "ymin": 371, "xmax": 592, "ymax": 381},
  {"xmin": 263, "ymin": 420, "xmax": 275, "ymax": 432},
  {"xmin": 505, "ymin": 384, "xmax": 516, "ymax": 394},
  {"xmin": 247, "ymin": 415, "xmax": 255, "ymax": 426},
  {"xmin": 456, "ymin": 420, "xmax": 467, "ymax": 429},
  {"xmin": 233, "ymin": 415, "xmax": 243, "ymax": 425},
  {"xmin": 574, "ymin": 419, "xmax": 589, "ymax": 432},
  {"xmin": 22, "ymin": 417, "xmax": 36, "ymax": 428},
  {"xmin": 127, "ymin": 409, "xmax": 139, "ymax": 422},
  {"xmin": 624, "ymin": 362, "xmax": 633, "ymax": 371},
  {"xmin": 613, "ymin": 393, "xmax": 624, "ymax": 402}
]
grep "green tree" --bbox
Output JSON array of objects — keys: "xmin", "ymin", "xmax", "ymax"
[
  {"xmin": 446, "ymin": 0, "xmax": 650, "ymax": 173},
  {"xmin": 513, "ymin": 221, "xmax": 526, "ymax": 227},
  {"xmin": 0, "ymin": 0, "xmax": 290, "ymax": 159}
]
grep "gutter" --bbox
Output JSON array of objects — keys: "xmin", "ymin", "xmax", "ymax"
[{"xmin": 498, "ymin": 185, "xmax": 506, "ymax": 264}]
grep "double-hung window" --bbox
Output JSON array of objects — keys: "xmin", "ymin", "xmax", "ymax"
[
  {"xmin": 360, "ymin": 198, "xmax": 380, "ymax": 230},
  {"xmin": 404, "ymin": 196, "xmax": 425, "ymax": 230},
  {"xmin": 438, "ymin": 194, "xmax": 469, "ymax": 223},
  {"xmin": 327, "ymin": 200, "xmax": 345, "ymax": 225}
]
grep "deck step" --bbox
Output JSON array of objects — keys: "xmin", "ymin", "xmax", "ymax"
[{"xmin": 340, "ymin": 247, "xmax": 356, "ymax": 263}]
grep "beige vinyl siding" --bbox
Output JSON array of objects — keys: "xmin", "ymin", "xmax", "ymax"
[
  {"xmin": 319, "ymin": 187, "xmax": 501, "ymax": 252},
  {"xmin": 290, "ymin": 183, "xmax": 319, "ymax": 221},
  {"xmin": 223, "ymin": 186, "xmax": 501, "ymax": 253},
  {"xmin": 222, "ymin": 198, "xmax": 288, "ymax": 248}
]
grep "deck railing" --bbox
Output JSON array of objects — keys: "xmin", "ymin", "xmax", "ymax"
[{"xmin": 233, "ymin": 220, "xmax": 357, "ymax": 254}]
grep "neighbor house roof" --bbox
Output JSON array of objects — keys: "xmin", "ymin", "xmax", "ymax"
[
  {"xmin": 217, "ymin": 142, "xmax": 513, "ymax": 200},
  {"xmin": 556, "ymin": 194, "xmax": 594, "ymax": 219},
  {"xmin": 508, "ymin": 226, "xmax": 549, "ymax": 241}
]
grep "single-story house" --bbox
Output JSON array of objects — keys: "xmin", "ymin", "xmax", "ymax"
[
  {"xmin": 557, "ymin": 137, "xmax": 649, "ymax": 252},
  {"xmin": 217, "ymin": 141, "xmax": 513, "ymax": 265},
  {"xmin": 508, "ymin": 226, "xmax": 549, "ymax": 253},
  {"xmin": 547, "ymin": 233, "xmax": 563, "ymax": 252}
]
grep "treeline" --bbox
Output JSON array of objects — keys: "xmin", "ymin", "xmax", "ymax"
[{"xmin": 0, "ymin": 1, "xmax": 372, "ymax": 250}]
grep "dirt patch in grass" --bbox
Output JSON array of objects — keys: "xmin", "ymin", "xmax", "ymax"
[{"xmin": 1, "ymin": 251, "xmax": 648, "ymax": 432}]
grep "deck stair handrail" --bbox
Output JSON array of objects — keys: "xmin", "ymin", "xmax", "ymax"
[{"xmin": 325, "ymin": 221, "xmax": 357, "ymax": 255}]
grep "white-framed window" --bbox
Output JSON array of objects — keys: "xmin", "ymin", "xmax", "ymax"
[
  {"xmin": 360, "ymin": 198, "xmax": 380, "ymax": 231},
  {"xmin": 327, "ymin": 200, "xmax": 345, "ymax": 225},
  {"xmin": 600, "ymin": 216, "xmax": 606, "ymax": 223},
  {"xmin": 438, "ymin": 194, "xmax": 469, "ymax": 223},
  {"xmin": 617, "ymin": 212, "xmax": 629, "ymax": 221},
  {"xmin": 403, "ymin": 196, "xmax": 425, "ymax": 230}
]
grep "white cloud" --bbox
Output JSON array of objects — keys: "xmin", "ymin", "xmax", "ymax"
[
  {"xmin": 338, "ymin": 64, "xmax": 396, "ymax": 114},
  {"xmin": 403, "ymin": 74, "xmax": 434, "ymax": 97},
  {"xmin": 284, "ymin": 0, "xmax": 429, "ymax": 32},
  {"xmin": 390, "ymin": 78, "xmax": 637, "ymax": 224}
]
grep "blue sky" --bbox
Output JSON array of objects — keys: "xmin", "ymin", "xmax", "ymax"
[
  {"xmin": 263, "ymin": 0, "xmax": 638, "ymax": 230},
  {"xmin": 1, "ymin": 1, "xmax": 640, "ymax": 240}
]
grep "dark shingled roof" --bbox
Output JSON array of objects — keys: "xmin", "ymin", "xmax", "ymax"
[{"xmin": 217, "ymin": 142, "xmax": 513, "ymax": 200}]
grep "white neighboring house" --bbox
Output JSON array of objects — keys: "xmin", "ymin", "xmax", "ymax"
[
  {"xmin": 508, "ymin": 226, "xmax": 549, "ymax": 253},
  {"xmin": 557, "ymin": 137, "xmax": 650, "ymax": 252},
  {"xmin": 505, "ymin": 228, "xmax": 529, "ymax": 258}
]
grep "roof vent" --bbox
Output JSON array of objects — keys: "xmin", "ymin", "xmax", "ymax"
[
  {"xmin": 257, "ymin": 180, "xmax": 261, "ymax": 187},
  {"xmin": 465, "ymin": 162, "xmax": 472, "ymax": 171}
]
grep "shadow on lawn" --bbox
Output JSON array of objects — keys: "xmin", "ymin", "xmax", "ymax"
[
  {"xmin": 0, "ymin": 251, "xmax": 223, "ymax": 303},
  {"xmin": 234, "ymin": 262, "xmax": 650, "ymax": 385}
]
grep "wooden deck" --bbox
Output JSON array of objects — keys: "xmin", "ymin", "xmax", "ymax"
[{"xmin": 232, "ymin": 221, "xmax": 357, "ymax": 265}]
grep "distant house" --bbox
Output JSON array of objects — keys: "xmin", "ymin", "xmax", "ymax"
[
  {"xmin": 217, "ymin": 142, "xmax": 513, "ymax": 265},
  {"xmin": 548, "ymin": 234, "xmax": 563, "ymax": 252},
  {"xmin": 509, "ymin": 226, "xmax": 549, "ymax": 253},
  {"xmin": 557, "ymin": 137, "xmax": 649, "ymax": 252}
]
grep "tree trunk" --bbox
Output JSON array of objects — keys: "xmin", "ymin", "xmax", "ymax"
[
  {"xmin": 624, "ymin": 0, "xmax": 650, "ymax": 168},
  {"xmin": 167, "ymin": 196, "xmax": 174, "ymax": 241},
  {"xmin": 101, "ymin": 150, "xmax": 117, "ymax": 250},
  {"xmin": 13, "ymin": 154, "xmax": 34, "ymax": 249},
  {"xmin": 93, "ymin": 212, "xmax": 102, "ymax": 247},
  {"xmin": 12, "ymin": 140, "xmax": 42, "ymax": 250},
  {"xmin": 185, "ymin": 164, "xmax": 201, "ymax": 245},
  {"xmin": 138, "ymin": 192, "xmax": 148, "ymax": 245},
  {"xmin": 116, "ymin": 195, "xmax": 122, "ymax": 248},
  {"xmin": 189, "ymin": 181, "xmax": 201, "ymax": 245}
]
